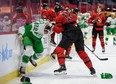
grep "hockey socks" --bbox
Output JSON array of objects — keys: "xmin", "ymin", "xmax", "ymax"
[
  {"xmin": 92, "ymin": 37, "xmax": 96, "ymax": 50},
  {"xmin": 54, "ymin": 46, "xmax": 65, "ymax": 65},
  {"xmin": 77, "ymin": 50, "xmax": 93, "ymax": 69},
  {"xmin": 99, "ymin": 37, "xmax": 105, "ymax": 49}
]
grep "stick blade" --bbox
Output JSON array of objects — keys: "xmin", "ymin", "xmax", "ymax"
[{"xmin": 99, "ymin": 58, "xmax": 108, "ymax": 61}]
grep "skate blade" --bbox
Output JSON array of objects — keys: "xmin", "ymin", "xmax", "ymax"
[
  {"xmin": 18, "ymin": 71, "xmax": 25, "ymax": 77},
  {"xmin": 92, "ymin": 74, "xmax": 97, "ymax": 77},
  {"xmin": 65, "ymin": 59, "xmax": 72, "ymax": 61},
  {"xmin": 54, "ymin": 71, "xmax": 67, "ymax": 75},
  {"xmin": 19, "ymin": 73, "xmax": 25, "ymax": 77},
  {"xmin": 102, "ymin": 51, "xmax": 105, "ymax": 54},
  {"xmin": 50, "ymin": 55, "xmax": 56, "ymax": 59}
]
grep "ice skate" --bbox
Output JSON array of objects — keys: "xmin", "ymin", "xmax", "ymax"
[
  {"xmin": 91, "ymin": 48, "xmax": 95, "ymax": 52},
  {"xmin": 102, "ymin": 48, "xmax": 105, "ymax": 53},
  {"xmin": 19, "ymin": 66, "xmax": 26, "ymax": 75},
  {"xmin": 105, "ymin": 42, "xmax": 108, "ymax": 45},
  {"xmin": 90, "ymin": 67, "xmax": 96, "ymax": 75},
  {"xmin": 30, "ymin": 56, "xmax": 37, "ymax": 67},
  {"xmin": 54, "ymin": 65, "xmax": 67, "ymax": 75},
  {"xmin": 20, "ymin": 76, "xmax": 30, "ymax": 82},
  {"xmin": 113, "ymin": 42, "xmax": 116, "ymax": 45},
  {"xmin": 51, "ymin": 52, "xmax": 56, "ymax": 59},
  {"xmin": 65, "ymin": 55, "xmax": 72, "ymax": 59}
]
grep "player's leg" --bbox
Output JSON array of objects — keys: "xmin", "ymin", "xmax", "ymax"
[
  {"xmin": 50, "ymin": 32, "xmax": 56, "ymax": 46},
  {"xmin": 92, "ymin": 29, "xmax": 97, "ymax": 52},
  {"xmin": 51, "ymin": 45, "xmax": 73, "ymax": 60},
  {"xmin": 113, "ymin": 34, "xmax": 116, "ymax": 45},
  {"xmin": 105, "ymin": 27, "xmax": 111, "ymax": 45},
  {"xmin": 54, "ymin": 35, "xmax": 74, "ymax": 74},
  {"xmin": 74, "ymin": 35, "xmax": 96, "ymax": 75},
  {"xmin": 65, "ymin": 45, "xmax": 72, "ymax": 59},
  {"xmin": 80, "ymin": 23, "xmax": 85, "ymax": 38},
  {"xmin": 20, "ymin": 36, "xmax": 34, "ymax": 74},
  {"xmin": 54, "ymin": 46, "xmax": 66, "ymax": 74},
  {"xmin": 30, "ymin": 40, "xmax": 44, "ymax": 65},
  {"xmin": 99, "ymin": 30, "xmax": 105, "ymax": 52},
  {"xmin": 111, "ymin": 28, "xmax": 116, "ymax": 45},
  {"xmin": 83, "ymin": 23, "xmax": 88, "ymax": 39}
]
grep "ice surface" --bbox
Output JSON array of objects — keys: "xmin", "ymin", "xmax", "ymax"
[{"xmin": 8, "ymin": 26, "xmax": 116, "ymax": 84}]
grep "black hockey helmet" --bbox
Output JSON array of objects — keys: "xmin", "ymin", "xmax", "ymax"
[
  {"xmin": 43, "ymin": 3, "xmax": 49, "ymax": 9},
  {"xmin": 73, "ymin": 8, "xmax": 79, "ymax": 14},
  {"xmin": 54, "ymin": 4, "xmax": 63, "ymax": 13}
]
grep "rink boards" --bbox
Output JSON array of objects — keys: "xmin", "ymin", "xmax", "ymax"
[{"xmin": 0, "ymin": 33, "xmax": 51, "ymax": 84}]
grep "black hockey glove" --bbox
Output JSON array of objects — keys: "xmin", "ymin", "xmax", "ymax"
[
  {"xmin": 45, "ymin": 25, "xmax": 52, "ymax": 31},
  {"xmin": 92, "ymin": 20, "xmax": 97, "ymax": 26},
  {"xmin": 52, "ymin": 23, "xmax": 55, "ymax": 25},
  {"xmin": 106, "ymin": 23, "xmax": 111, "ymax": 26}
]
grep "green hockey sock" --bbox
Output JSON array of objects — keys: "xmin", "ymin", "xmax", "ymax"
[
  {"xmin": 22, "ymin": 55, "xmax": 30, "ymax": 63},
  {"xmin": 33, "ymin": 54, "xmax": 39, "ymax": 60}
]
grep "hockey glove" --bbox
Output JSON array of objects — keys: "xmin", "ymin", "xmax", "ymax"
[
  {"xmin": 106, "ymin": 22, "xmax": 111, "ymax": 26},
  {"xmin": 45, "ymin": 25, "xmax": 51, "ymax": 31}
]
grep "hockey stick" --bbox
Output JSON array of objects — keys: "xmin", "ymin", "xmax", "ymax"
[{"xmin": 84, "ymin": 44, "xmax": 108, "ymax": 61}]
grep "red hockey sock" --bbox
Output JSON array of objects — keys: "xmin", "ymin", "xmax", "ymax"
[
  {"xmin": 99, "ymin": 37, "xmax": 105, "ymax": 49},
  {"xmin": 77, "ymin": 50, "xmax": 93, "ymax": 69},
  {"xmin": 54, "ymin": 46, "xmax": 65, "ymax": 65},
  {"xmin": 92, "ymin": 37, "xmax": 97, "ymax": 49}
]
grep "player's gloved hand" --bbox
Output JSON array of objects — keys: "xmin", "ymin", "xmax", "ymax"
[
  {"xmin": 92, "ymin": 20, "xmax": 96, "ymax": 26},
  {"xmin": 45, "ymin": 25, "xmax": 51, "ymax": 31},
  {"xmin": 106, "ymin": 22, "xmax": 111, "ymax": 26},
  {"xmin": 52, "ymin": 23, "xmax": 55, "ymax": 25},
  {"xmin": 92, "ymin": 20, "xmax": 96, "ymax": 24}
]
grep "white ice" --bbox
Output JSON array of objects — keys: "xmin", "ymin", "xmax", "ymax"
[{"xmin": 8, "ymin": 26, "xmax": 116, "ymax": 84}]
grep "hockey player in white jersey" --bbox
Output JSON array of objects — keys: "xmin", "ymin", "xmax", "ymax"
[
  {"xmin": 18, "ymin": 19, "xmax": 50, "ymax": 75},
  {"xmin": 105, "ymin": 13, "xmax": 116, "ymax": 45},
  {"xmin": 78, "ymin": 13, "xmax": 90, "ymax": 39}
]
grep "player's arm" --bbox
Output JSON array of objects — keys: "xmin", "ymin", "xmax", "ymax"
[
  {"xmin": 18, "ymin": 26, "xmax": 25, "ymax": 40},
  {"xmin": 88, "ymin": 13, "xmax": 96, "ymax": 24},
  {"xmin": 106, "ymin": 17, "xmax": 111, "ymax": 26},
  {"xmin": 53, "ymin": 15, "xmax": 64, "ymax": 34}
]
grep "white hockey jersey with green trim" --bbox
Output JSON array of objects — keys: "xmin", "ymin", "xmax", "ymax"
[
  {"xmin": 18, "ymin": 19, "xmax": 47, "ymax": 39},
  {"xmin": 106, "ymin": 17, "xmax": 116, "ymax": 28}
]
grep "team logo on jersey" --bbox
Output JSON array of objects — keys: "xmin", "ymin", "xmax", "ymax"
[{"xmin": 96, "ymin": 17, "xmax": 102, "ymax": 23}]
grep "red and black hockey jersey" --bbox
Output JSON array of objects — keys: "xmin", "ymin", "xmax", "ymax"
[{"xmin": 88, "ymin": 13, "xmax": 106, "ymax": 30}]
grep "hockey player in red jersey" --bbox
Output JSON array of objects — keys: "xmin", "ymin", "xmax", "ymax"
[
  {"xmin": 88, "ymin": 7, "xmax": 106, "ymax": 52},
  {"xmin": 41, "ymin": 3, "xmax": 56, "ymax": 21},
  {"xmin": 52, "ymin": 10, "xmax": 96, "ymax": 75},
  {"xmin": 41, "ymin": 3, "xmax": 57, "ymax": 46},
  {"xmin": 41, "ymin": 3, "xmax": 49, "ymax": 20},
  {"xmin": 51, "ymin": 7, "xmax": 74, "ymax": 60}
]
